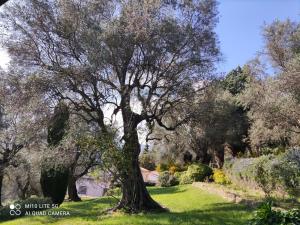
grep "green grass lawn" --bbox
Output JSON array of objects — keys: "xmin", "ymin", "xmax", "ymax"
[{"xmin": 1, "ymin": 185, "xmax": 253, "ymax": 225}]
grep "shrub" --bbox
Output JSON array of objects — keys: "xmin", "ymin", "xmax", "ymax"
[
  {"xmin": 158, "ymin": 171, "xmax": 170, "ymax": 187},
  {"xmin": 253, "ymin": 155, "xmax": 276, "ymax": 196},
  {"xmin": 40, "ymin": 162, "xmax": 69, "ymax": 205},
  {"xmin": 186, "ymin": 164, "xmax": 213, "ymax": 182},
  {"xmin": 174, "ymin": 171, "xmax": 184, "ymax": 180},
  {"xmin": 169, "ymin": 175, "xmax": 180, "ymax": 186},
  {"xmin": 224, "ymin": 148, "xmax": 300, "ymax": 197},
  {"xmin": 249, "ymin": 201, "xmax": 300, "ymax": 225},
  {"xmin": 0, "ymin": 197, "xmax": 53, "ymax": 222},
  {"xmin": 139, "ymin": 152, "xmax": 156, "ymax": 171},
  {"xmin": 156, "ymin": 163, "xmax": 168, "ymax": 172},
  {"xmin": 106, "ymin": 187, "xmax": 121, "ymax": 196},
  {"xmin": 273, "ymin": 148, "xmax": 300, "ymax": 196},
  {"xmin": 179, "ymin": 172, "xmax": 193, "ymax": 184},
  {"xmin": 168, "ymin": 165, "xmax": 177, "ymax": 174},
  {"xmin": 168, "ymin": 163, "xmax": 186, "ymax": 174},
  {"xmin": 158, "ymin": 171, "xmax": 179, "ymax": 187},
  {"xmin": 213, "ymin": 169, "xmax": 230, "ymax": 185}
]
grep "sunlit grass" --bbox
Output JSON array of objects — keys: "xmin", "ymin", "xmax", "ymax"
[{"xmin": 1, "ymin": 185, "xmax": 253, "ymax": 225}]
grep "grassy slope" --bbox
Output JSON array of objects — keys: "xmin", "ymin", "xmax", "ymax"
[{"xmin": 1, "ymin": 185, "xmax": 252, "ymax": 225}]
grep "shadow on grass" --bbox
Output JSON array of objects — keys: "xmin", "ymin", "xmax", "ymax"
[
  {"xmin": 57, "ymin": 197, "xmax": 118, "ymax": 219},
  {"xmin": 57, "ymin": 202, "xmax": 249, "ymax": 224}
]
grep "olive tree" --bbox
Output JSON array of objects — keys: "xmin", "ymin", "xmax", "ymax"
[
  {"xmin": 0, "ymin": 69, "xmax": 49, "ymax": 206},
  {"xmin": 1, "ymin": 0, "xmax": 220, "ymax": 212},
  {"xmin": 238, "ymin": 19, "xmax": 300, "ymax": 153}
]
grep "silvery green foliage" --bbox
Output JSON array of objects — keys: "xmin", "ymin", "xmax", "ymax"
[
  {"xmin": 225, "ymin": 148, "xmax": 300, "ymax": 196},
  {"xmin": 238, "ymin": 19, "xmax": 300, "ymax": 152},
  {"xmin": 274, "ymin": 148, "xmax": 300, "ymax": 195},
  {"xmin": 263, "ymin": 19, "xmax": 300, "ymax": 70},
  {"xmin": 239, "ymin": 66, "xmax": 300, "ymax": 151},
  {"xmin": 0, "ymin": 70, "xmax": 50, "ymax": 170}
]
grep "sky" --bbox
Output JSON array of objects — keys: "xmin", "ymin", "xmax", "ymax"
[
  {"xmin": 0, "ymin": 1, "xmax": 300, "ymax": 73},
  {"xmin": 216, "ymin": 0, "xmax": 300, "ymax": 74}
]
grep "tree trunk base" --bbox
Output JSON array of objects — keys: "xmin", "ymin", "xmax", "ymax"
[
  {"xmin": 68, "ymin": 196, "xmax": 81, "ymax": 202},
  {"xmin": 67, "ymin": 176, "xmax": 81, "ymax": 202}
]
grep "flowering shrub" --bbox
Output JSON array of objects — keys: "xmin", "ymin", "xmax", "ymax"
[
  {"xmin": 212, "ymin": 169, "xmax": 230, "ymax": 184},
  {"xmin": 168, "ymin": 165, "xmax": 178, "ymax": 174},
  {"xmin": 155, "ymin": 163, "xmax": 168, "ymax": 172}
]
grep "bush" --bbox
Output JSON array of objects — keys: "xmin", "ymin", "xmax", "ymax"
[
  {"xmin": 168, "ymin": 165, "xmax": 177, "ymax": 174},
  {"xmin": 40, "ymin": 162, "xmax": 69, "ymax": 205},
  {"xmin": 174, "ymin": 171, "xmax": 184, "ymax": 180},
  {"xmin": 249, "ymin": 200, "xmax": 300, "ymax": 225},
  {"xmin": 158, "ymin": 171, "xmax": 179, "ymax": 187},
  {"xmin": 169, "ymin": 175, "xmax": 180, "ymax": 186},
  {"xmin": 179, "ymin": 172, "xmax": 194, "ymax": 184},
  {"xmin": 224, "ymin": 148, "xmax": 300, "ymax": 196},
  {"xmin": 156, "ymin": 163, "xmax": 168, "ymax": 172},
  {"xmin": 213, "ymin": 169, "xmax": 230, "ymax": 185},
  {"xmin": 158, "ymin": 171, "xmax": 170, "ymax": 187},
  {"xmin": 186, "ymin": 164, "xmax": 213, "ymax": 182},
  {"xmin": 139, "ymin": 152, "xmax": 156, "ymax": 171},
  {"xmin": 105, "ymin": 187, "xmax": 121, "ymax": 196},
  {"xmin": 254, "ymin": 156, "xmax": 276, "ymax": 196},
  {"xmin": 273, "ymin": 149, "xmax": 300, "ymax": 196},
  {"xmin": 0, "ymin": 197, "xmax": 53, "ymax": 222}
]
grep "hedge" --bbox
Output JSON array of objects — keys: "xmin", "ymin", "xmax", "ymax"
[{"xmin": 224, "ymin": 148, "xmax": 300, "ymax": 196}]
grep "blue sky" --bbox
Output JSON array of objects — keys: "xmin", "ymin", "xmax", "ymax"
[{"xmin": 216, "ymin": 0, "xmax": 300, "ymax": 74}]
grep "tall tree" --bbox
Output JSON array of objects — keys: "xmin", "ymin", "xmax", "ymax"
[
  {"xmin": 1, "ymin": 0, "xmax": 220, "ymax": 212},
  {"xmin": 263, "ymin": 19, "xmax": 300, "ymax": 71},
  {"xmin": 238, "ymin": 20, "xmax": 300, "ymax": 153},
  {"xmin": 0, "ymin": 69, "xmax": 48, "ymax": 206},
  {"xmin": 40, "ymin": 102, "xmax": 70, "ymax": 205},
  {"xmin": 0, "ymin": 106, "xmax": 24, "ymax": 207},
  {"xmin": 222, "ymin": 66, "xmax": 249, "ymax": 95},
  {"xmin": 63, "ymin": 115, "xmax": 111, "ymax": 202}
]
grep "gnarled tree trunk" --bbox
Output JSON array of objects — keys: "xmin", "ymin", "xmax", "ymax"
[
  {"xmin": 118, "ymin": 130, "xmax": 163, "ymax": 212},
  {"xmin": 67, "ymin": 150, "xmax": 81, "ymax": 202},
  {"xmin": 116, "ymin": 99, "xmax": 164, "ymax": 213},
  {"xmin": 68, "ymin": 176, "xmax": 81, "ymax": 202}
]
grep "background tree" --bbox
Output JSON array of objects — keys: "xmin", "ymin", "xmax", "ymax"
[
  {"xmin": 40, "ymin": 102, "xmax": 70, "ymax": 205},
  {"xmin": 139, "ymin": 150, "xmax": 156, "ymax": 171},
  {"xmin": 222, "ymin": 66, "xmax": 249, "ymax": 95},
  {"xmin": 150, "ymin": 66, "xmax": 250, "ymax": 167},
  {"xmin": 238, "ymin": 19, "xmax": 300, "ymax": 154},
  {"xmin": 263, "ymin": 19, "xmax": 300, "ymax": 70},
  {"xmin": 62, "ymin": 115, "xmax": 112, "ymax": 202},
  {"xmin": 0, "ymin": 68, "xmax": 48, "ymax": 206}
]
